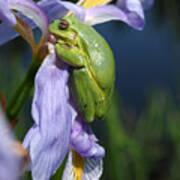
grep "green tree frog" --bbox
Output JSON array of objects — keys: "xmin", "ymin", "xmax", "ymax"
[{"xmin": 48, "ymin": 16, "xmax": 115, "ymax": 122}]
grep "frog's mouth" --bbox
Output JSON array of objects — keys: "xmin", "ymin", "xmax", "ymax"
[
  {"xmin": 52, "ymin": 32, "xmax": 78, "ymax": 50},
  {"xmin": 58, "ymin": 37, "xmax": 77, "ymax": 49}
]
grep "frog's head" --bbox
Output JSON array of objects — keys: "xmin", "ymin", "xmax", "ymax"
[{"xmin": 48, "ymin": 16, "xmax": 78, "ymax": 48}]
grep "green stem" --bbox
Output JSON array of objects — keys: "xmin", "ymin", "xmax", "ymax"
[{"xmin": 6, "ymin": 58, "xmax": 41, "ymax": 121}]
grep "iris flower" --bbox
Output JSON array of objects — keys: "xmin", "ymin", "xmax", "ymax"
[
  {"xmin": 0, "ymin": 0, "xmax": 154, "ymax": 46},
  {"xmin": 82, "ymin": 0, "xmax": 153, "ymax": 29},
  {"xmin": 0, "ymin": 0, "xmax": 153, "ymax": 179}
]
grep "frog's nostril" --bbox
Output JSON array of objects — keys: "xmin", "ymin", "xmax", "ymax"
[{"xmin": 59, "ymin": 19, "xmax": 69, "ymax": 30}]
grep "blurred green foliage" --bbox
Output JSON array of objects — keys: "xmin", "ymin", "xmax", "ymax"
[{"xmin": 102, "ymin": 90, "xmax": 180, "ymax": 180}]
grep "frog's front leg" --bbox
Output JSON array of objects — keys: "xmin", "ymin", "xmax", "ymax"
[{"xmin": 55, "ymin": 44, "xmax": 85, "ymax": 68}]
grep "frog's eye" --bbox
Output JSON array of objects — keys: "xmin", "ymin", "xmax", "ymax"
[{"xmin": 59, "ymin": 19, "xmax": 69, "ymax": 30}]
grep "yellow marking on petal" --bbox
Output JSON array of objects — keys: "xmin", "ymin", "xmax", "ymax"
[
  {"xmin": 67, "ymin": 0, "xmax": 112, "ymax": 17},
  {"xmin": 72, "ymin": 150, "xmax": 84, "ymax": 180},
  {"xmin": 79, "ymin": 0, "xmax": 112, "ymax": 9}
]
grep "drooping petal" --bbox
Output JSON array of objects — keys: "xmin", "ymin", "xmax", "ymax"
[
  {"xmin": 62, "ymin": 150, "xmax": 103, "ymax": 180},
  {"xmin": 0, "ymin": 108, "xmax": 21, "ymax": 180},
  {"xmin": 116, "ymin": 0, "xmax": 144, "ymax": 26},
  {"xmin": 0, "ymin": 0, "xmax": 84, "ymax": 46},
  {"xmin": 0, "ymin": 0, "xmax": 16, "ymax": 26},
  {"xmin": 82, "ymin": 158, "xmax": 103, "ymax": 180},
  {"xmin": 71, "ymin": 115, "xmax": 105, "ymax": 158},
  {"xmin": 38, "ymin": 0, "xmax": 85, "ymax": 22},
  {"xmin": 7, "ymin": 0, "xmax": 49, "ymax": 36},
  {"xmin": 85, "ymin": 5, "xmax": 128, "ymax": 26},
  {"xmin": 37, "ymin": 0, "xmax": 68, "ymax": 22},
  {"xmin": 23, "ymin": 43, "xmax": 76, "ymax": 180},
  {"xmin": 0, "ymin": 0, "xmax": 154, "ymax": 46},
  {"xmin": 0, "ymin": 0, "xmax": 49, "ymax": 46},
  {"xmin": 85, "ymin": 0, "xmax": 145, "ymax": 30},
  {"xmin": 60, "ymin": 1, "xmax": 85, "ymax": 21}
]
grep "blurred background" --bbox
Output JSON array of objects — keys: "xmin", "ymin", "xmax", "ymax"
[{"xmin": 1, "ymin": 0, "xmax": 180, "ymax": 179}]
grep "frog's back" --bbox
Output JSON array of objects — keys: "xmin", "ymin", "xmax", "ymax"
[
  {"xmin": 67, "ymin": 16, "xmax": 115, "ymax": 119},
  {"xmin": 68, "ymin": 16, "xmax": 115, "ymax": 92}
]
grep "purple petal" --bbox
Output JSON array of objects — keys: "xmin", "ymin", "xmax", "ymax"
[
  {"xmin": 0, "ymin": 0, "xmax": 49, "ymax": 46},
  {"xmin": 0, "ymin": 0, "xmax": 16, "ymax": 26},
  {"xmin": 0, "ymin": 0, "xmax": 85, "ymax": 46},
  {"xmin": 23, "ymin": 43, "xmax": 76, "ymax": 180},
  {"xmin": 38, "ymin": 0, "xmax": 85, "ymax": 22},
  {"xmin": 86, "ymin": 0, "xmax": 145, "ymax": 30},
  {"xmin": 0, "ymin": 108, "xmax": 21, "ymax": 180},
  {"xmin": 71, "ymin": 115, "xmax": 105, "ymax": 159},
  {"xmin": 8, "ymin": 0, "xmax": 49, "ymax": 36},
  {"xmin": 60, "ymin": 1, "xmax": 85, "ymax": 21},
  {"xmin": 85, "ymin": 5, "xmax": 128, "ymax": 25},
  {"xmin": 62, "ymin": 151, "xmax": 103, "ymax": 180},
  {"xmin": 82, "ymin": 158, "xmax": 103, "ymax": 180},
  {"xmin": 37, "ymin": 0, "xmax": 68, "ymax": 23}
]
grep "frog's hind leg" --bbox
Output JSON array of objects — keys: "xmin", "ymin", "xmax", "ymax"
[
  {"xmin": 55, "ymin": 44, "xmax": 85, "ymax": 68},
  {"xmin": 70, "ymin": 68, "xmax": 101, "ymax": 122}
]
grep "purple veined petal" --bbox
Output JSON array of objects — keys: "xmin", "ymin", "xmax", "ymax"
[
  {"xmin": 0, "ymin": 0, "xmax": 49, "ymax": 46},
  {"xmin": 62, "ymin": 150, "xmax": 103, "ymax": 180},
  {"xmin": 85, "ymin": 1, "xmax": 145, "ymax": 30},
  {"xmin": 7, "ymin": 0, "xmax": 49, "ymax": 36},
  {"xmin": 116, "ymin": 0, "xmax": 144, "ymax": 29},
  {"xmin": 60, "ymin": 1, "xmax": 86, "ymax": 21},
  {"xmin": 0, "ymin": 108, "xmax": 21, "ymax": 180},
  {"xmin": 0, "ymin": 0, "xmax": 85, "ymax": 46},
  {"xmin": 37, "ymin": 0, "xmax": 68, "ymax": 23},
  {"xmin": 0, "ymin": 0, "xmax": 16, "ymax": 26},
  {"xmin": 82, "ymin": 158, "xmax": 103, "ymax": 180},
  {"xmin": 38, "ymin": 0, "xmax": 86, "ymax": 22},
  {"xmin": 23, "ymin": 43, "xmax": 76, "ymax": 180},
  {"xmin": 85, "ymin": 5, "xmax": 126, "ymax": 25},
  {"xmin": 71, "ymin": 115, "xmax": 105, "ymax": 159},
  {"xmin": 140, "ymin": 0, "xmax": 154, "ymax": 9},
  {"xmin": 116, "ymin": 0, "xmax": 144, "ymax": 19},
  {"xmin": 0, "ymin": 0, "xmax": 62, "ymax": 46}
]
